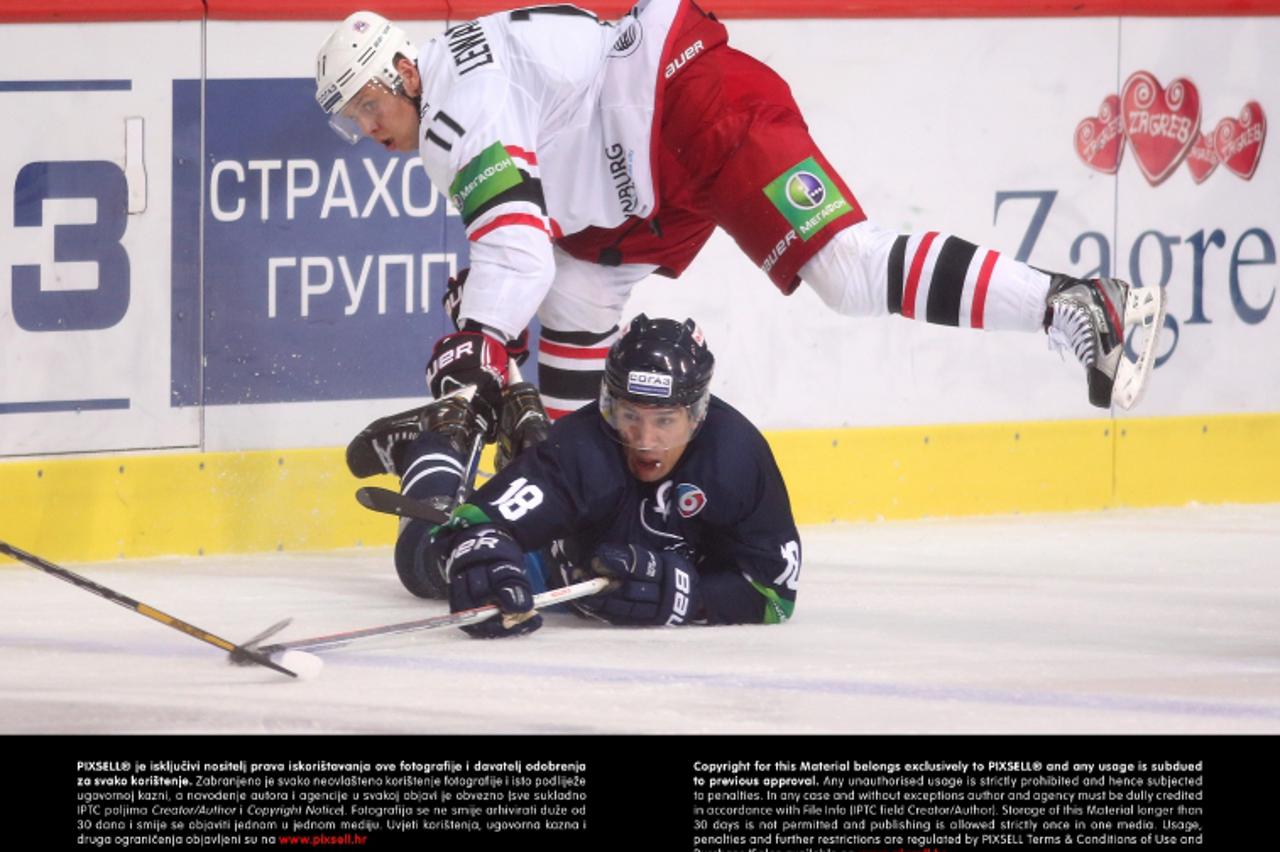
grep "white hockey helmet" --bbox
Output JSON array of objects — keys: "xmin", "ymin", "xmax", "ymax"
[{"xmin": 315, "ymin": 10, "xmax": 417, "ymax": 144}]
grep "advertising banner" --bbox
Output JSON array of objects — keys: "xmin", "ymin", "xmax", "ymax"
[
  {"xmin": 3, "ymin": 11, "xmax": 1276, "ymax": 454},
  {"xmin": 0, "ymin": 22, "xmax": 202, "ymax": 456},
  {"xmin": 173, "ymin": 78, "xmax": 468, "ymax": 407}
]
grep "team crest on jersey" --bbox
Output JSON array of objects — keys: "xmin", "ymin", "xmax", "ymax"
[
  {"xmin": 610, "ymin": 19, "xmax": 643, "ymax": 58},
  {"xmin": 676, "ymin": 483, "xmax": 707, "ymax": 518}
]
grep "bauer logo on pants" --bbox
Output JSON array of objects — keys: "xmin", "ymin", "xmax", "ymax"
[{"xmin": 764, "ymin": 157, "xmax": 852, "ymax": 241}]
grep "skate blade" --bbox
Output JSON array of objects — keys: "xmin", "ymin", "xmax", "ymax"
[{"xmin": 1112, "ymin": 286, "xmax": 1167, "ymax": 410}]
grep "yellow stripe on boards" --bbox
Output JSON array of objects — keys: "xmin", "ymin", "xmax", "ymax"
[
  {"xmin": 1, "ymin": 414, "xmax": 1277, "ymax": 564},
  {"xmin": 1113, "ymin": 413, "xmax": 1280, "ymax": 507},
  {"xmin": 768, "ymin": 418, "xmax": 1116, "ymax": 524},
  {"xmin": 0, "ymin": 449, "xmax": 399, "ymax": 564}
]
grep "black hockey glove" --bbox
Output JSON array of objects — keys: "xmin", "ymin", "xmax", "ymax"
[
  {"xmin": 442, "ymin": 268, "xmax": 530, "ymax": 365},
  {"xmin": 444, "ymin": 525, "xmax": 542, "ymax": 639},
  {"xmin": 578, "ymin": 544, "xmax": 701, "ymax": 626},
  {"xmin": 425, "ymin": 330, "xmax": 510, "ymax": 436}
]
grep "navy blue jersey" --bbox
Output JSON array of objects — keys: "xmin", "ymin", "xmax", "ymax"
[{"xmin": 460, "ymin": 397, "xmax": 801, "ymax": 624}]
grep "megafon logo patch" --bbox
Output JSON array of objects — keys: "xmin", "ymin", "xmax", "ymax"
[
  {"xmin": 1075, "ymin": 71, "xmax": 1266, "ymax": 186},
  {"xmin": 785, "ymin": 172, "xmax": 826, "ymax": 210},
  {"xmin": 676, "ymin": 483, "xmax": 707, "ymax": 518},
  {"xmin": 627, "ymin": 371, "xmax": 672, "ymax": 398}
]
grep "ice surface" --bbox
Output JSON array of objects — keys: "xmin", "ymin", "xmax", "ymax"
[{"xmin": 2, "ymin": 505, "xmax": 1277, "ymax": 734}]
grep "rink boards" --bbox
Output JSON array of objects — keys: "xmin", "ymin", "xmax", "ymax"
[{"xmin": 1, "ymin": 3, "xmax": 1278, "ymax": 560}]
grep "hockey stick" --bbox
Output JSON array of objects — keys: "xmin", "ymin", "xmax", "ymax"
[
  {"xmin": 0, "ymin": 539, "xmax": 299, "ymax": 679},
  {"xmin": 251, "ymin": 577, "xmax": 613, "ymax": 656},
  {"xmin": 356, "ymin": 486, "xmax": 451, "ymax": 523}
]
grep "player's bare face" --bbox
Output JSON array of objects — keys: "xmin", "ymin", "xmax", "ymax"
[
  {"xmin": 615, "ymin": 401, "xmax": 694, "ymax": 483},
  {"xmin": 342, "ymin": 83, "xmax": 419, "ymax": 152}
]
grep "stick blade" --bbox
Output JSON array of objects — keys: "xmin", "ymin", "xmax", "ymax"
[
  {"xmin": 228, "ymin": 618, "xmax": 296, "ymax": 675},
  {"xmin": 228, "ymin": 645, "xmax": 299, "ymax": 678},
  {"xmin": 355, "ymin": 487, "xmax": 451, "ymax": 524}
]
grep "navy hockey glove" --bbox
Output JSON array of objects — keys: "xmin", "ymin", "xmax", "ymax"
[
  {"xmin": 578, "ymin": 544, "xmax": 701, "ymax": 626},
  {"xmin": 444, "ymin": 526, "xmax": 542, "ymax": 639},
  {"xmin": 426, "ymin": 330, "xmax": 510, "ymax": 436}
]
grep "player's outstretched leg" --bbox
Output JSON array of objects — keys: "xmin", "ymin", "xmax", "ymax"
[
  {"xmin": 1045, "ymin": 274, "xmax": 1166, "ymax": 410},
  {"xmin": 345, "ymin": 404, "xmax": 433, "ymax": 478},
  {"xmin": 346, "ymin": 396, "xmax": 487, "ymax": 598},
  {"xmin": 801, "ymin": 221, "xmax": 1050, "ymax": 331},
  {"xmin": 346, "ymin": 394, "xmax": 488, "ymax": 479},
  {"xmin": 392, "ymin": 431, "xmax": 467, "ymax": 600},
  {"xmin": 800, "ymin": 221, "xmax": 1166, "ymax": 409}
]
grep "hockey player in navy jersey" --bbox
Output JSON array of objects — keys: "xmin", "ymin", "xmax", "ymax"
[
  {"xmin": 349, "ymin": 315, "xmax": 800, "ymax": 637},
  {"xmin": 315, "ymin": 1, "xmax": 1166, "ymax": 426}
]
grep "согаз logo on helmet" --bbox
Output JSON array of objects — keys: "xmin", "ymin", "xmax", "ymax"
[
  {"xmin": 786, "ymin": 172, "xmax": 826, "ymax": 210},
  {"xmin": 627, "ymin": 371, "xmax": 674, "ymax": 398}
]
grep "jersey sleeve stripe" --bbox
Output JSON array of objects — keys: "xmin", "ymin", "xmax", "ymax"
[
  {"xmin": 461, "ymin": 174, "xmax": 548, "ymax": 227},
  {"xmin": 504, "ymin": 145, "xmax": 539, "ymax": 166},
  {"xmin": 468, "ymin": 212, "xmax": 554, "ymax": 242}
]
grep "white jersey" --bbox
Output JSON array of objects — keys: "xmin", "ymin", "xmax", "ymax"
[{"xmin": 414, "ymin": 0, "xmax": 684, "ymax": 338}]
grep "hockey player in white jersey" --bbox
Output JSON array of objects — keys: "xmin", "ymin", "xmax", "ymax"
[{"xmin": 315, "ymin": 2, "xmax": 1166, "ymax": 424}]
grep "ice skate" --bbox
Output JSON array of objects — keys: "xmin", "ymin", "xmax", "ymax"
[
  {"xmin": 345, "ymin": 387, "xmax": 486, "ymax": 478},
  {"xmin": 1045, "ymin": 275, "xmax": 1166, "ymax": 410}
]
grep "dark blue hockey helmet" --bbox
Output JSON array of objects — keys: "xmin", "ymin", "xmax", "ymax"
[{"xmin": 600, "ymin": 315, "xmax": 715, "ymax": 443}]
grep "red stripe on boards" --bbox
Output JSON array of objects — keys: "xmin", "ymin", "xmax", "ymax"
[{"xmin": 505, "ymin": 146, "xmax": 538, "ymax": 166}]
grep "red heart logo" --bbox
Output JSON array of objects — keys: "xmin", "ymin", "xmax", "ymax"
[
  {"xmin": 1213, "ymin": 101, "xmax": 1266, "ymax": 180},
  {"xmin": 1186, "ymin": 132, "xmax": 1220, "ymax": 184},
  {"xmin": 1074, "ymin": 95, "xmax": 1125, "ymax": 174},
  {"xmin": 1121, "ymin": 71, "xmax": 1201, "ymax": 186}
]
